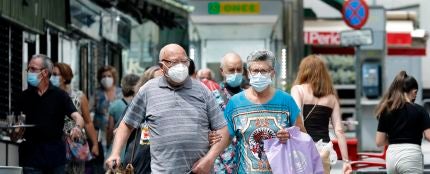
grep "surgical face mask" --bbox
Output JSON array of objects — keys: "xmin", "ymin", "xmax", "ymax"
[
  {"xmin": 226, "ymin": 73, "xmax": 243, "ymax": 87},
  {"xmin": 27, "ymin": 72, "xmax": 41, "ymax": 87},
  {"xmin": 249, "ymin": 73, "xmax": 272, "ymax": 92},
  {"xmin": 166, "ymin": 63, "xmax": 189, "ymax": 83},
  {"xmin": 101, "ymin": 77, "xmax": 114, "ymax": 89},
  {"xmin": 50, "ymin": 75, "xmax": 60, "ymax": 87}
]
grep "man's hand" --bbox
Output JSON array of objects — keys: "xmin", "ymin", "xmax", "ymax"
[
  {"xmin": 276, "ymin": 129, "xmax": 290, "ymax": 144},
  {"xmin": 208, "ymin": 131, "xmax": 222, "ymax": 146},
  {"xmin": 191, "ymin": 156, "xmax": 214, "ymax": 174},
  {"xmin": 105, "ymin": 154, "xmax": 122, "ymax": 170}
]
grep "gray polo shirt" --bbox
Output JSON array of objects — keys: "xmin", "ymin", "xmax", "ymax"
[{"xmin": 123, "ymin": 76, "xmax": 226, "ymax": 173}]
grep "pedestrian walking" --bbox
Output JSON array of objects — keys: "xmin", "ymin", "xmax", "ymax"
[
  {"xmin": 375, "ymin": 71, "xmax": 430, "ymax": 174},
  {"xmin": 105, "ymin": 44, "xmax": 230, "ymax": 174},
  {"xmin": 52, "ymin": 62, "xmax": 99, "ymax": 174},
  {"xmin": 14, "ymin": 54, "xmax": 85, "ymax": 174},
  {"xmin": 291, "ymin": 55, "xmax": 352, "ymax": 174},
  {"xmin": 223, "ymin": 50, "xmax": 305, "ymax": 173}
]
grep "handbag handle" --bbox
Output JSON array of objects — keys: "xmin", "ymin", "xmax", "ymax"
[{"xmin": 128, "ymin": 125, "xmax": 140, "ymax": 165}]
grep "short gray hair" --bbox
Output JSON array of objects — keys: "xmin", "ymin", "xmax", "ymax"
[
  {"xmin": 246, "ymin": 50, "xmax": 276, "ymax": 69},
  {"xmin": 31, "ymin": 54, "xmax": 53, "ymax": 76}
]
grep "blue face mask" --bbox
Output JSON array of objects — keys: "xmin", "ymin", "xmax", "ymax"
[
  {"xmin": 27, "ymin": 72, "xmax": 41, "ymax": 87},
  {"xmin": 249, "ymin": 73, "xmax": 272, "ymax": 92},
  {"xmin": 225, "ymin": 73, "xmax": 243, "ymax": 87},
  {"xmin": 50, "ymin": 75, "xmax": 60, "ymax": 87}
]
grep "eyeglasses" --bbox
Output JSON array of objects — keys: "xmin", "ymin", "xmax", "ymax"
[
  {"xmin": 26, "ymin": 67, "xmax": 45, "ymax": 73},
  {"xmin": 161, "ymin": 58, "xmax": 190, "ymax": 67},
  {"xmin": 248, "ymin": 68, "xmax": 272, "ymax": 76}
]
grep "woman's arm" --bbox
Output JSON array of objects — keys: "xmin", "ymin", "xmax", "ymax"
[
  {"xmin": 375, "ymin": 131, "xmax": 388, "ymax": 147},
  {"xmin": 423, "ymin": 128, "xmax": 430, "ymax": 141},
  {"xmin": 331, "ymin": 98, "xmax": 349, "ymax": 161},
  {"xmin": 81, "ymin": 94, "xmax": 99, "ymax": 156}
]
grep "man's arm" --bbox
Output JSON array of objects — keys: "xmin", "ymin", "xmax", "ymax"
[
  {"xmin": 105, "ymin": 121, "xmax": 134, "ymax": 169},
  {"xmin": 192, "ymin": 126, "xmax": 231, "ymax": 174}
]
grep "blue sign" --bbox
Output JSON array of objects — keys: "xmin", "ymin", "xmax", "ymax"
[{"xmin": 342, "ymin": 0, "xmax": 369, "ymax": 29}]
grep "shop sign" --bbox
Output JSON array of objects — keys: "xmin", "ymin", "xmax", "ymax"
[
  {"xmin": 208, "ymin": 2, "xmax": 261, "ymax": 15},
  {"xmin": 340, "ymin": 29, "xmax": 373, "ymax": 46},
  {"xmin": 304, "ymin": 32, "xmax": 340, "ymax": 45}
]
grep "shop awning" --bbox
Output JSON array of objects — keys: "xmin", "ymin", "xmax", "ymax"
[{"xmin": 304, "ymin": 20, "xmax": 427, "ymax": 56}]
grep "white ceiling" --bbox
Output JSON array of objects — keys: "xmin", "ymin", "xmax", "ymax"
[{"xmin": 190, "ymin": 14, "xmax": 280, "ymax": 40}]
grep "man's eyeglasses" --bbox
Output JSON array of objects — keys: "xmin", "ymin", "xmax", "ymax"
[
  {"xmin": 248, "ymin": 68, "xmax": 272, "ymax": 76},
  {"xmin": 161, "ymin": 58, "xmax": 190, "ymax": 67},
  {"xmin": 26, "ymin": 67, "xmax": 45, "ymax": 73}
]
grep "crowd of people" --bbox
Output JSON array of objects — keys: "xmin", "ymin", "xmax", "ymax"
[{"xmin": 9, "ymin": 43, "xmax": 430, "ymax": 174}]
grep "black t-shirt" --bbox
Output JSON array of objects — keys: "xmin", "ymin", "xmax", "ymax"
[
  {"xmin": 377, "ymin": 102, "xmax": 430, "ymax": 145},
  {"xmin": 17, "ymin": 84, "xmax": 77, "ymax": 168}
]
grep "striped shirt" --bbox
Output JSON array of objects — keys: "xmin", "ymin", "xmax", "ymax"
[{"xmin": 123, "ymin": 76, "xmax": 226, "ymax": 174}]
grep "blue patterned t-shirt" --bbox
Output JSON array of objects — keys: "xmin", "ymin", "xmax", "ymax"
[{"xmin": 224, "ymin": 89, "xmax": 300, "ymax": 174}]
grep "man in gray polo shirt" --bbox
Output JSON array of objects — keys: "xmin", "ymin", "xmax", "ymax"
[{"xmin": 106, "ymin": 44, "xmax": 231, "ymax": 174}]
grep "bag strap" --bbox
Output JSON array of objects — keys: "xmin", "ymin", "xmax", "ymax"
[
  {"xmin": 129, "ymin": 128, "xmax": 139, "ymax": 164},
  {"xmin": 121, "ymin": 98, "xmax": 128, "ymax": 105},
  {"xmin": 298, "ymin": 85, "xmax": 318, "ymax": 122}
]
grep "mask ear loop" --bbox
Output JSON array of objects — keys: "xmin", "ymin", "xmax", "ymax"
[{"xmin": 159, "ymin": 62, "xmax": 171, "ymax": 78}]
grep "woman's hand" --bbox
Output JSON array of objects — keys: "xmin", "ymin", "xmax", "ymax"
[
  {"xmin": 208, "ymin": 131, "xmax": 222, "ymax": 146},
  {"xmin": 343, "ymin": 161, "xmax": 352, "ymax": 174},
  {"xmin": 92, "ymin": 144, "xmax": 100, "ymax": 156},
  {"xmin": 276, "ymin": 129, "xmax": 290, "ymax": 144},
  {"xmin": 70, "ymin": 126, "xmax": 83, "ymax": 141}
]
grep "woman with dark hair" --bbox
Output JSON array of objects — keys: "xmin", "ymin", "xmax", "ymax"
[
  {"xmin": 52, "ymin": 63, "xmax": 99, "ymax": 174},
  {"xmin": 375, "ymin": 71, "xmax": 430, "ymax": 174}
]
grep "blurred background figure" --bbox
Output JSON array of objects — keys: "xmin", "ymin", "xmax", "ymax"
[
  {"xmin": 188, "ymin": 59, "xmax": 197, "ymax": 79},
  {"xmin": 52, "ymin": 62, "xmax": 99, "ymax": 174},
  {"xmin": 135, "ymin": 65, "xmax": 163, "ymax": 90},
  {"xmin": 106, "ymin": 73, "xmax": 140, "ymax": 155},
  {"xmin": 197, "ymin": 68, "xmax": 215, "ymax": 81},
  {"xmin": 91, "ymin": 66, "xmax": 122, "ymax": 174}
]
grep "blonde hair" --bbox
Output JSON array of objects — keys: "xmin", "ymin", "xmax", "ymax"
[
  {"xmin": 136, "ymin": 65, "xmax": 161, "ymax": 89},
  {"xmin": 294, "ymin": 55, "xmax": 336, "ymax": 98}
]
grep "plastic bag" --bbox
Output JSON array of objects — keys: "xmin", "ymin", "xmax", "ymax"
[
  {"xmin": 315, "ymin": 139, "xmax": 338, "ymax": 165},
  {"xmin": 264, "ymin": 126, "xmax": 324, "ymax": 174}
]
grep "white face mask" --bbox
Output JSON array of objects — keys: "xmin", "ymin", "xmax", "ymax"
[
  {"xmin": 166, "ymin": 63, "xmax": 189, "ymax": 83},
  {"xmin": 101, "ymin": 77, "xmax": 114, "ymax": 89}
]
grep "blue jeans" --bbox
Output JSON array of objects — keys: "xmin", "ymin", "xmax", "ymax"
[{"xmin": 23, "ymin": 165, "xmax": 65, "ymax": 174}]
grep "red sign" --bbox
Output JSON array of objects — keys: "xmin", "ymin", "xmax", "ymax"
[
  {"xmin": 386, "ymin": 33, "xmax": 412, "ymax": 46},
  {"xmin": 342, "ymin": 0, "xmax": 369, "ymax": 29},
  {"xmin": 304, "ymin": 32, "xmax": 340, "ymax": 45}
]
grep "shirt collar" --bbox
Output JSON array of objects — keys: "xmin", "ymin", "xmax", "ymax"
[{"xmin": 158, "ymin": 76, "xmax": 193, "ymax": 90}]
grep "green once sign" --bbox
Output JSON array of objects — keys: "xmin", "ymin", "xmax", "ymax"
[
  {"xmin": 208, "ymin": 2, "xmax": 221, "ymax": 14},
  {"xmin": 208, "ymin": 2, "xmax": 260, "ymax": 15}
]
